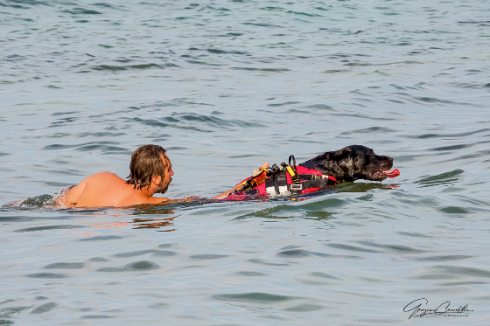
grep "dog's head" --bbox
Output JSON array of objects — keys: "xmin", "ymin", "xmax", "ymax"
[{"xmin": 302, "ymin": 145, "xmax": 395, "ymax": 183}]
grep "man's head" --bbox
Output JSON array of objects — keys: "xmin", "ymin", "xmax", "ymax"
[{"xmin": 126, "ymin": 144, "xmax": 173, "ymax": 194}]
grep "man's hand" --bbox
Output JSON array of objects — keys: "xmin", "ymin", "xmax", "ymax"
[
  {"xmin": 182, "ymin": 196, "xmax": 202, "ymax": 202},
  {"xmin": 155, "ymin": 196, "xmax": 202, "ymax": 205}
]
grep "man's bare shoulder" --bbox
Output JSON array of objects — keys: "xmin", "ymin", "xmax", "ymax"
[
  {"xmin": 65, "ymin": 172, "xmax": 132, "ymax": 207},
  {"xmin": 87, "ymin": 171, "xmax": 123, "ymax": 181}
]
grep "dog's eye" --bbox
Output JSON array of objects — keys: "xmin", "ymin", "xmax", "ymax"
[{"xmin": 360, "ymin": 158, "xmax": 371, "ymax": 167}]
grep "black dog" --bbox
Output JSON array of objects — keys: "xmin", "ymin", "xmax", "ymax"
[
  {"xmin": 300, "ymin": 144, "xmax": 398, "ymax": 183},
  {"xmin": 215, "ymin": 145, "xmax": 399, "ymax": 199}
]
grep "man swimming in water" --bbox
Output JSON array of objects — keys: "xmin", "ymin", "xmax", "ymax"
[{"xmin": 57, "ymin": 144, "xmax": 179, "ymax": 208}]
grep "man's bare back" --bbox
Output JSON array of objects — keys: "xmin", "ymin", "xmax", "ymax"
[
  {"xmin": 57, "ymin": 145, "xmax": 177, "ymax": 208},
  {"xmin": 58, "ymin": 172, "xmax": 171, "ymax": 208}
]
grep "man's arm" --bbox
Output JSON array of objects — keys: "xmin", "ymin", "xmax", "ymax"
[
  {"xmin": 153, "ymin": 197, "xmax": 170, "ymax": 204},
  {"xmin": 153, "ymin": 196, "xmax": 200, "ymax": 204}
]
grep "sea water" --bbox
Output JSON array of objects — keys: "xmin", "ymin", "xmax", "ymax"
[{"xmin": 1, "ymin": 0, "xmax": 489, "ymax": 324}]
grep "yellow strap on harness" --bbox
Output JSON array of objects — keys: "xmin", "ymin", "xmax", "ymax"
[{"xmin": 285, "ymin": 166, "xmax": 296, "ymax": 178}]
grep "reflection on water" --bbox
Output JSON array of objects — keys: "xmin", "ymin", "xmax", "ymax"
[
  {"xmin": 132, "ymin": 217, "xmax": 176, "ymax": 231},
  {"xmin": 334, "ymin": 182, "xmax": 401, "ymax": 192}
]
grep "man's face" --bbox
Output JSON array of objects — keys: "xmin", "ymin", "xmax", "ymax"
[{"xmin": 154, "ymin": 154, "xmax": 174, "ymax": 194}]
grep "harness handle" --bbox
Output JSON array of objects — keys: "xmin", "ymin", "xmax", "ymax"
[{"xmin": 288, "ymin": 155, "xmax": 297, "ymax": 168}]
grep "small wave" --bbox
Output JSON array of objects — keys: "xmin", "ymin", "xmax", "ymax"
[
  {"xmin": 212, "ymin": 292, "xmax": 300, "ymax": 303},
  {"xmin": 320, "ymin": 28, "xmax": 352, "ymax": 34},
  {"xmin": 416, "ymin": 169, "xmax": 464, "ymax": 188},
  {"xmin": 78, "ymin": 132, "xmax": 126, "ymax": 138},
  {"xmin": 231, "ymin": 67, "xmax": 290, "ymax": 72},
  {"xmin": 260, "ymin": 6, "xmax": 285, "ymax": 12},
  {"xmin": 448, "ymin": 82, "xmax": 490, "ymax": 89},
  {"xmin": 15, "ymin": 225, "xmax": 86, "ymax": 232},
  {"xmin": 340, "ymin": 127, "xmax": 397, "ymax": 136},
  {"xmin": 432, "ymin": 266, "xmax": 490, "ymax": 278},
  {"xmin": 190, "ymin": 254, "xmax": 228, "ymax": 260},
  {"xmin": 268, "ymin": 101, "xmax": 300, "ymax": 107},
  {"xmin": 43, "ymin": 142, "xmax": 129, "ymax": 154},
  {"xmin": 91, "ymin": 63, "xmax": 170, "ymax": 71},
  {"xmin": 235, "ymin": 271, "xmax": 266, "ymax": 277},
  {"xmin": 430, "ymin": 144, "xmax": 470, "ymax": 151},
  {"xmin": 406, "ymin": 128, "xmax": 490, "ymax": 139},
  {"xmin": 344, "ymin": 60, "xmax": 423, "ymax": 67},
  {"xmin": 188, "ymin": 47, "xmax": 248, "ymax": 55},
  {"xmin": 439, "ymin": 206, "xmax": 470, "ymax": 214},
  {"xmin": 92, "ymin": 2, "xmax": 126, "ymax": 10},
  {"xmin": 0, "ymin": 0, "xmax": 50, "ymax": 8},
  {"xmin": 44, "ymin": 262, "xmax": 84, "ymax": 269},
  {"xmin": 413, "ymin": 96, "xmax": 456, "ymax": 104},
  {"xmin": 50, "ymin": 116, "xmax": 78, "ymax": 127},
  {"xmin": 413, "ymin": 255, "xmax": 474, "ymax": 262},
  {"xmin": 327, "ymin": 243, "xmax": 380, "ymax": 253},
  {"xmin": 332, "ymin": 112, "xmax": 396, "ymax": 121},
  {"xmin": 31, "ymin": 302, "xmax": 57, "ymax": 314},
  {"xmin": 305, "ymin": 104, "xmax": 335, "ymax": 111},
  {"xmin": 286, "ymin": 10, "xmax": 322, "ymax": 17},
  {"xmin": 220, "ymin": 32, "xmax": 243, "ymax": 37},
  {"xmin": 133, "ymin": 113, "xmax": 265, "ymax": 132},
  {"xmin": 277, "ymin": 249, "xmax": 330, "ymax": 258},
  {"xmin": 357, "ymin": 240, "xmax": 425, "ymax": 253},
  {"xmin": 26, "ymin": 272, "xmax": 67, "ymax": 278},
  {"xmin": 97, "ymin": 260, "xmax": 159, "ymax": 272},
  {"xmin": 3, "ymin": 54, "xmax": 27, "ymax": 62},
  {"xmin": 243, "ymin": 22, "xmax": 284, "ymax": 28},
  {"xmin": 62, "ymin": 8, "xmax": 102, "ymax": 15},
  {"xmin": 458, "ymin": 20, "xmax": 490, "ymax": 26},
  {"xmin": 185, "ymin": 60, "xmax": 222, "ymax": 66},
  {"xmin": 324, "ymin": 69, "xmax": 349, "ymax": 73},
  {"xmin": 114, "ymin": 249, "xmax": 176, "ymax": 258},
  {"xmin": 232, "ymin": 196, "xmax": 344, "ymax": 220},
  {"xmin": 79, "ymin": 236, "xmax": 123, "ymax": 242}
]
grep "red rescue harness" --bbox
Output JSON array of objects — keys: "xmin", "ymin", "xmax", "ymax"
[{"xmin": 223, "ymin": 165, "xmax": 337, "ymax": 201}]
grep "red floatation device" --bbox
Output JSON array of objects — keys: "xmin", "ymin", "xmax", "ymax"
[
  {"xmin": 216, "ymin": 156, "xmax": 400, "ymax": 201},
  {"xmin": 217, "ymin": 155, "xmax": 338, "ymax": 201}
]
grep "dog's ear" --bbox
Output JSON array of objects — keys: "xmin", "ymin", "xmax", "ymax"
[
  {"xmin": 335, "ymin": 148, "xmax": 355, "ymax": 180},
  {"xmin": 335, "ymin": 147, "xmax": 352, "ymax": 160},
  {"xmin": 348, "ymin": 165, "xmax": 354, "ymax": 178},
  {"xmin": 342, "ymin": 163, "xmax": 355, "ymax": 179}
]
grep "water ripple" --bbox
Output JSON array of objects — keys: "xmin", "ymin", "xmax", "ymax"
[
  {"xmin": 416, "ymin": 169, "xmax": 464, "ymax": 187},
  {"xmin": 97, "ymin": 260, "xmax": 159, "ymax": 272},
  {"xmin": 44, "ymin": 262, "xmax": 84, "ymax": 269},
  {"xmin": 31, "ymin": 302, "xmax": 57, "ymax": 314},
  {"xmin": 212, "ymin": 292, "xmax": 301, "ymax": 303}
]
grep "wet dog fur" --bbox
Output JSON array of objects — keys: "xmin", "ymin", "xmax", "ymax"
[{"xmin": 299, "ymin": 145, "xmax": 394, "ymax": 183}]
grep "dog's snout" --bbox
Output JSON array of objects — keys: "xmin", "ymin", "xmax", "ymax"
[
  {"xmin": 379, "ymin": 155, "xmax": 393, "ymax": 169},
  {"xmin": 387, "ymin": 157, "xmax": 393, "ymax": 168}
]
